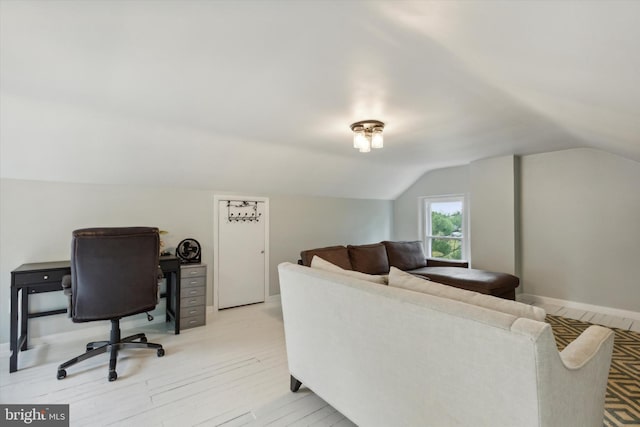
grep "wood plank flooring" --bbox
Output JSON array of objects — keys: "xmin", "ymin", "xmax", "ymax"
[
  {"xmin": 1, "ymin": 297, "xmax": 637, "ymax": 426},
  {"xmin": 0, "ymin": 300, "xmax": 351, "ymax": 427},
  {"xmin": 517, "ymin": 295, "xmax": 640, "ymax": 333}
]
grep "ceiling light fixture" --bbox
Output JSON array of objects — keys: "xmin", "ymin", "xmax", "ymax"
[{"xmin": 350, "ymin": 120, "xmax": 384, "ymax": 153}]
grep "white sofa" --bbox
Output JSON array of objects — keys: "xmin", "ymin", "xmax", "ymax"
[{"xmin": 278, "ymin": 262, "xmax": 614, "ymax": 427}]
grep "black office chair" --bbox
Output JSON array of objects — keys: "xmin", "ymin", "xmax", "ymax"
[{"xmin": 57, "ymin": 227, "xmax": 165, "ymax": 382}]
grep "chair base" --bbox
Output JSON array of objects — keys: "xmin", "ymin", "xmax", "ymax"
[{"xmin": 57, "ymin": 318, "xmax": 164, "ymax": 382}]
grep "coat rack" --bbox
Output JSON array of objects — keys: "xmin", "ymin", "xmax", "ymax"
[{"xmin": 227, "ymin": 200, "xmax": 262, "ymax": 222}]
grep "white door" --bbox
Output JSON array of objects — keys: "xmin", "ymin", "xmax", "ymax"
[{"xmin": 217, "ymin": 198, "xmax": 267, "ymax": 309}]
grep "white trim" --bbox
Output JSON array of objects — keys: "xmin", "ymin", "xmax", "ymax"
[
  {"xmin": 266, "ymin": 294, "xmax": 281, "ymax": 303},
  {"xmin": 518, "ymin": 293, "xmax": 640, "ymax": 321},
  {"xmin": 264, "ymin": 198, "xmax": 271, "ymax": 304},
  {"xmin": 213, "ymin": 196, "xmax": 219, "ymax": 312},
  {"xmin": 419, "ymin": 194, "xmax": 468, "ymax": 261},
  {"xmin": 213, "ymin": 195, "xmax": 270, "ymax": 312}
]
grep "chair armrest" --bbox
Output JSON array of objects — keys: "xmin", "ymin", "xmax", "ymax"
[
  {"xmin": 61, "ymin": 274, "xmax": 72, "ymax": 296},
  {"xmin": 425, "ymin": 258, "xmax": 469, "ymax": 268},
  {"xmin": 560, "ymin": 325, "xmax": 614, "ymax": 370}
]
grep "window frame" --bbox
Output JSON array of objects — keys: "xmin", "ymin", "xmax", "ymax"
[{"xmin": 419, "ymin": 195, "xmax": 469, "ymax": 262}]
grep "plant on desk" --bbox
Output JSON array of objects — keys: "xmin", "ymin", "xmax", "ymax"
[{"xmin": 159, "ymin": 230, "xmax": 171, "ymax": 256}]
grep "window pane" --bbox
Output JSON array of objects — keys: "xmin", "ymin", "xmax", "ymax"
[
  {"xmin": 430, "ymin": 238, "xmax": 462, "ymax": 260},
  {"xmin": 430, "ymin": 201, "xmax": 463, "ymax": 237}
]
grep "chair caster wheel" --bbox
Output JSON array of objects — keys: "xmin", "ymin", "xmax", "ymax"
[
  {"xmin": 57, "ymin": 369, "xmax": 66, "ymax": 380},
  {"xmin": 108, "ymin": 371, "xmax": 117, "ymax": 382},
  {"xmin": 157, "ymin": 348, "xmax": 165, "ymax": 357},
  {"xmin": 86, "ymin": 345, "xmax": 93, "ymax": 351},
  {"xmin": 140, "ymin": 336, "xmax": 147, "ymax": 343}
]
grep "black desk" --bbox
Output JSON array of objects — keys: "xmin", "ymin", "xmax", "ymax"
[{"xmin": 9, "ymin": 255, "xmax": 182, "ymax": 373}]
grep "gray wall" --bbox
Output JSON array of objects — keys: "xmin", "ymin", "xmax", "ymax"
[
  {"xmin": 269, "ymin": 195, "xmax": 393, "ymax": 294},
  {"xmin": 469, "ymin": 156, "xmax": 517, "ymax": 275},
  {"xmin": 393, "ymin": 165, "xmax": 470, "ymax": 241},
  {"xmin": 520, "ymin": 148, "xmax": 640, "ymax": 311},
  {"xmin": 0, "ymin": 179, "xmax": 215, "ymax": 344},
  {"xmin": 0, "ymin": 179, "xmax": 393, "ymax": 343},
  {"xmin": 393, "ymin": 148, "xmax": 640, "ymax": 312}
]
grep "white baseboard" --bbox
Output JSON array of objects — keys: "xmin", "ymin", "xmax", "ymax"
[
  {"xmin": 518, "ymin": 293, "xmax": 640, "ymax": 321},
  {"xmin": 211, "ymin": 295, "xmax": 280, "ymax": 313},
  {"xmin": 266, "ymin": 294, "xmax": 281, "ymax": 303}
]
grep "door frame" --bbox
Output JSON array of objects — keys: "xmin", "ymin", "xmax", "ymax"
[{"xmin": 213, "ymin": 195, "xmax": 270, "ymax": 311}]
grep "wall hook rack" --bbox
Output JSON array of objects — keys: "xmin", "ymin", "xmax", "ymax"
[{"xmin": 227, "ymin": 200, "xmax": 262, "ymax": 222}]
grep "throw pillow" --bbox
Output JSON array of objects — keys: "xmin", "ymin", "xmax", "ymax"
[
  {"xmin": 311, "ymin": 256, "xmax": 388, "ymax": 285},
  {"xmin": 388, "ymin": 267, "xmax": 545, "ymax": 321}
]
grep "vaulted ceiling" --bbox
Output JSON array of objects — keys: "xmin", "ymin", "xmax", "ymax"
[{"xmin": 1, "ymin": 1, "xmax": 638, "ymax": 199}]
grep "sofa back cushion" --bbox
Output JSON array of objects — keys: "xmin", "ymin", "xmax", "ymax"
[
  {"xmin": 383, "ymin": 241, "xmax": 427, "ymax": 270},
  {"xmin": 311, "ymin": 256, "xmax": 387, "ymax": 285},
  {"xmin": 347, "ymin": 243, "xmax": 390, "ymax": 275},
  {"xmin": 388, "ymin": 267, "xmax": 546, "ymax": 321},
  {"xmin": 300, "ymin": 245, "xmax": 352, "ymax": 270}
]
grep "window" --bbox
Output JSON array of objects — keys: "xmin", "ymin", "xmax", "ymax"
[{"xmin": 423, "ymin": 196, "xmax": 466, "ymax": 260}]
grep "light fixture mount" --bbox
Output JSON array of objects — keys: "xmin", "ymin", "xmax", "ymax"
[{"xmin": 350, "ymin": 120, "xmax": 385, "ymax": 153}]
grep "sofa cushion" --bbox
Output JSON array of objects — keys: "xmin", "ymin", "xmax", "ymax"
[
  {"xmin": 382, "ymin": 241, "xmax": 427, "ymax": 270},
  {"xmin": 347, "ymin": 243, "xmax": 390, "ymax": 275},
  {"xmin": 408, "ymin": 266, "xmax": 519, "ymax": 294},
  {"xmin": 388, "ymin": 267, "xmax": 545, "ymax": 321},
  {"xmin": 300, "ymin": 245, "xmax": 352, "ymax": 270},
  {"xmin": 311, "ymin": 256, "xmax": 387, "ymax": 285}
]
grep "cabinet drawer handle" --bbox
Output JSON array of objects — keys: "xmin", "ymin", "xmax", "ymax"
[
  {"xmin": 190, "ymin": 281, "xmax": 197, "ymax": 284},
  {"xmin": 188, "ymin": 309, "xmax": 197, "ymax": 315},
  {"xmin": 189, "ymin": 299, "xmax": 197, "ymax": 304},
  {"xmin": 189, "ymin": 290, "xmax": 197, "ymax": 295},
  {"xmin": 190, "ymin": 271, "xmax": 198, "ymax": 275},
  {"xmin": 189, "ymin": 320, "xmax": 197, "ymax": 324},
  {"xmin": 43, "ymin": 275, "xmax": 49, "ymax": 280}
]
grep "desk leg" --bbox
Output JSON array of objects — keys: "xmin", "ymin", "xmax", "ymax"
[
  {"xmin": 20, "ymin": 288, "xmax": 29, "ymax": 351},
  {"xmin": 165, "ymin": 275, "xmax": 171, "ymax": 323},
  {"xmin": 10, "ymin": 287, "xmax": 18, "ymax": 373}
]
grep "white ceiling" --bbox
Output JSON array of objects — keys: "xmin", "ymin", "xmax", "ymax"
[{"xmin": 1, "ymin": 1, "xmax": 639, "ymax": 199}]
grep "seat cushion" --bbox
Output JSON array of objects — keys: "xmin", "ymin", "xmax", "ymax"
[
  {"xmin": 389, "ymin": 267, "xmax": 544, "ymax": 321},
  {"xmin": 311, "ymin": 256, "xmax": 387, "ymax": 285},
  {"xmin": 407, "ymin": 266, "xmax": 520, "ymax": 295},
  {"xmin": 347, "ymin": 243, "xmax": 390, "ymax": 275},
  {"xmin": 300, "ymin": 245, "xmax": 352, "ymax": 270},
  {"xmin": 382, "ymin": 241, "xmax": 427, "ymax": 270}
]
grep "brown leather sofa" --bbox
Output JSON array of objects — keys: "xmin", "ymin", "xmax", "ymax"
[{"xmin": 299, "ymin": 241, "xmax": 519, "ymax": 300}]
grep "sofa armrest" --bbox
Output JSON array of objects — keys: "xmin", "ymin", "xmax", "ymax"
[
  {"xmin": 559, "ymin": 325, "xmax": 614, "ymax": 370},
  {"xmin": 426, "ymin": 258, "xmax": 469, "ymax": 268}
]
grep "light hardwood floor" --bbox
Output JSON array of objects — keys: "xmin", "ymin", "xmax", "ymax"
[
  {"xmin": 517, "ymin": 296, "xmax": 640, "ymax": 332},
  {"xmin": 2, "ymin": 297, "xmax": 637, "ymax": 427},
  {"xmin": 0, "ymin": 300, "xmax": 352, "ymax": 427}
]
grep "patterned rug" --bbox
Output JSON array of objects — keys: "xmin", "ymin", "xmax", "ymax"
[{"xmin": 547, "ymin": 315, "xmax": 640, "ymax": 426}]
